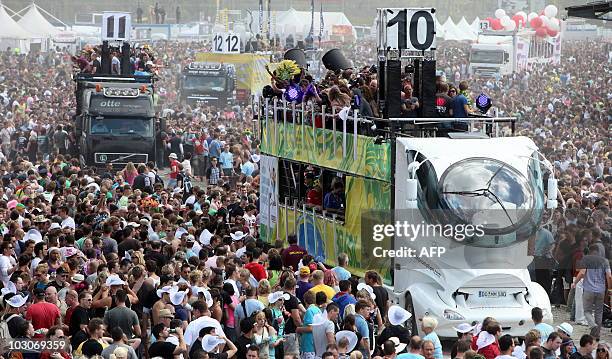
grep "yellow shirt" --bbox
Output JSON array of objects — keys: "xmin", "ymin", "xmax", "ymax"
[
  {"xmin": 308, "ymin": 284, "xmax": 337, "ymax": 302},
  {"xmin": 75, "ymin": 339, "xmax": 109, "ymax": 356}
]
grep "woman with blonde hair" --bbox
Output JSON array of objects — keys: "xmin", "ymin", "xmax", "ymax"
[
  {"xmin": 257, "ymin": 279, "xmax": 271, "ymax": 306},
  {"xmin": 422, "ymin": 316, "xmax": 443, "ymax": 359},
  {"xmin": 109, "ymin": 346, "xmax": 128, "ymax": 359},
  {"xmin": 122, "ymin": 162, "xmax": 138, "ymax": 186}
]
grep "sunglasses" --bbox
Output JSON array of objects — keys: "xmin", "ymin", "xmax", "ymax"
[{"xmin": 597, "ymin": 349, "xmax": 608, "ymax": 353}]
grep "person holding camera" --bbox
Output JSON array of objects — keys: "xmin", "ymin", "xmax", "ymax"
[{"xmin": 149, "ymin": 323, "xmax": 187, "ymax": 359}]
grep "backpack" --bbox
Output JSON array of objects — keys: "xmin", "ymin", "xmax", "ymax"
[
  {"xmin": 0, "ymin": 314, "xmax": 19, "ymax": 339},
  {"xmin": 154, "ymin": 171, "xmax": 164, "ymax": 186}
]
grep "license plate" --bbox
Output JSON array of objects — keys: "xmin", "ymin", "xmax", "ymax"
[{"xmin": 478, "ymin": 290, "xmax": 507, "ymax": 298}]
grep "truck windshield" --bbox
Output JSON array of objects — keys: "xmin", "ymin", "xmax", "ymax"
[
  {"xmin": 184, "ymin": 75, "xmax": 227, "ymax": 92},
  {"xmin": 470, "ymin": 50, "xmax": 505, "ymax": 64},
  {"xmin": 439, "ymin": 158, "xmax": 534, "ymax": 235},
  {"xmin": 90, "ymin": 117, "xmax": 153, "ymax": 137}
]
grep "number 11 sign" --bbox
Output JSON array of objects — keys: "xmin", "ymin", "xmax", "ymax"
[
  {"xmin": 213, "ymin": 33, "xmax": 241, "ymax": 54},
  {"xmin": 377, "ymin": 8, "xmax": 437, "ymax": 52}
]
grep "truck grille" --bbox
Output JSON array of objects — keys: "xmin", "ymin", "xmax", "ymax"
[{"xmin": 94, "ymin": 153, "xmax": 148, "ymax": 165}]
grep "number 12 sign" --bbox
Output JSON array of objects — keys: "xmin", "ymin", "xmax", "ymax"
[
  {"xmin": 213, "ymin": 33, "xmax": 240, "ymax": 54},
  {"xmin": 378, "ymin": 8, "xmax": 436, "ymax": 51}
]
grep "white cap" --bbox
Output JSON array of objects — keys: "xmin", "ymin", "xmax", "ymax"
[
  {"xmin": 170, "ymin": 290, "xmax": 188, "ymax": 306},
  {"xmin": 156, "ymin": 285, "xmax": 174, "ymax": 298},
  {"xmin": 268, "ymin": 291, "xmax": 290, "ymax": 304},
  {"xmin": 453, "ymin": 323, "xmax": 476, "ymax": 334},
  {"xmin": 105, "ymin": 275, "xmax": 126, "ymax": 287},
  {"xmin": 202, "ymin": 335, "xmax": 225, "ymax": 352},
  {"xmin": 357, "ymin": 283, "xmax": 376, "ymax": 300},
  {"xmin": 6, "ymin": 294, "xmax": 28, "ymax": 308},
  {"xmin": 230, "ymin": 231, "xmax": 247, "ymax": 241},
  {"xmin": 556, "ymin": 322, "xmax": 573, "ymax": 336}
]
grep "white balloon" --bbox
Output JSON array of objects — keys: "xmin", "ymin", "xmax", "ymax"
[
  {"xmin": 501, "ymin": 15, "xmax": 512, "ymax": 26},
  {"xmin": 504, "ymin": 21, "xmax": 517, "ymax": 31},
  {"xmin": 544, "ymin": 4, "xmax": 558, "ymax": 18},
  {"xmin": 495, "ymin": 8, "xmax": 506, "ymax": 19},
  {"xmin": 548, "ymin": 18, "xmax": 560, "ymax": 31},
  {"xmin": 527, "ymin": 12, "xmax": 538, "ymax": 21},
  {"xmin": 540, "ymin": 15, "xmax": 550, "ymax": 27},
  {"xmin": 516, "ymin": 11, "xmax": 528, "ymax": 23}
]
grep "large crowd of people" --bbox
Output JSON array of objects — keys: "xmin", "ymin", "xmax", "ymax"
[{"xmin": 0, "ymin": 27, "xmax": 609, "ymax": 359}]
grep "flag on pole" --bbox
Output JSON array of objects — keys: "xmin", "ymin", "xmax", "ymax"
[
  {"xmin": 267, "ymin": 0, "xmax": 271, "ymax": 39},
  {"xmin": 259, "ymin": 0, "xmax": 264, "ymax": 35},
  {"xmin": 309, "ymin": 0, "xmax": 314, "ymax": 38},
  {"xmin": 319, "ymin": 1, "xmax": 324, "ymax": 41}
]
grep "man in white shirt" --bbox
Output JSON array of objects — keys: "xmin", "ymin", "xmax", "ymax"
[
  {"xmin": 59, "ymin": 206, "xmax": 75, "ymax": 230},
  {"xmin": 0, "ymin": 241, "xmax": 16, "ymax": 287},
  {"xmin": 111, "ymin": 51, "xmax": 121, "ymax": 75},
  {"xmin": 495, "ymin": 334, "xmax": 517, "ymax": 359}
]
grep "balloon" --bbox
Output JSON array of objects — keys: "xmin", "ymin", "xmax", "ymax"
[
  {"xmin": 546, "ymin": 28, "xmax": 558, "ymax": 37},
  {"xmin": 504, "ymin": 21, "xmax": 517, "ymax": 31},
  {"xmin": 535, "ymin": 27, "xmax": 547, "ymax": 37},
  {"xmin": 530, "ymin": 16, "xmax": 543, "ymax": 28},
  {"xmin": 501, "ymin": 15, "xmax": 512, "ymax": 27},
  {"xmin": 540, "ymin": 15, "xmax": 550, "ymax": 27},
  {"xmin": 512, "ymin": 14, "xmax": 524, "ymax": 27},
  {"xmin": 516, "ymin": 11, "xmax": 528, "ymax": 23},
  {"xmin": 548, "ymin": 18, "xmax": 560, "ymax": 31},
  {"xmin": 527, "ymin": 12, "xmax": 538, "ymax": 22},
  {"xmin": 544, "ymin": 4, "xmax": 558, "ymax": 18},
  {"xmin": 491, "ymin": 18, "xmax": 503, "ymax": 30},
  {"xmin": 495, "ymin": 8, "xmax": 506, "ymax": 19}
]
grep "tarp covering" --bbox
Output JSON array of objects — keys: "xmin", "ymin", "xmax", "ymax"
[
  {"xmin": 457, "ymin": 17, "xmax": 477, "ymax": 41},
  {"xmin": 0, "ymin": 5, "xmax": 32, "ymax": 39},
  {"xmin": 17, "ymin": 4, "xmax": 60, "ymax": 38}
]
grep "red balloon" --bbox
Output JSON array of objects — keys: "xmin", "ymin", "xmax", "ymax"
[
  {"xmin": 546, "ymin": 28, "xmax": 558, "ymax": 37},
  {"xmin": 491, "ymin": 18, "xmax": 503, "ymax": 30},
  {"xmin": 512, "ymin": 15, "xmax": 523, "ymax": 27},
  {"xmin": 530, "ymin": 17, "xmax": 543, "ymax": 28},
  {"xmin": 535, "ymin": 27, "xmax": 547, "ymax": 37}
]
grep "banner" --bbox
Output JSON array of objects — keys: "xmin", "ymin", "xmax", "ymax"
[
  {"xmin": 268, "ymin": 176, "xmax": 391, "ymax": 279},
  {"xmin": 259, "ymin": 155, "xmax": 279, "ymax": 241},
  {"xmin": 260, "ymin": 120, "xmax": 391, "ymax": 182},
  {"xmin": 332, "ymin": 25, "xmax": 353, "ymax": 36}
]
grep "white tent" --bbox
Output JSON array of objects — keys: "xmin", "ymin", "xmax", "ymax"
[
  {"xmin": 471, "ymin": 17, "xmax": 481, "ymax": 34},
  {"xmin": 0, "ymin": 5, "xmax": 31, "ymax": 52},
  {"xmin": 261, "ymin": 8, "xmax": 355, "ymax": 40},
  {"xmin": 435, "ymin": 17, "xmax": 445, "ymax": 38},
  {"xmin": 457, "ymin": 17, "xmax": 477, "ymax": 41},
  {"xmin": 16, "ymin": 4, "xmax": 61, "ymax": 38},
  {"xmin": 442, "ymin": 17, "xmax": 464, "ymax": 41}
]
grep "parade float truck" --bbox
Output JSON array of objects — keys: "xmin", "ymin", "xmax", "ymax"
[
  {"xmin": 258, "ymin": 7, "xmax": 554, "ymax": 336},
  {"xmin": 179, "ymin": 62, "xmax": 237, "ymax": 107},
  {"xmin": 469, "ymin": 29, "xmax": 561, "ymax": 77},
  {"xmin": 74, "ymin": 41, "xmax": 163, "ymax": 169},
  {"xmin": 194, "ymin": 53, "xmax": 271, "ymax": 105}
]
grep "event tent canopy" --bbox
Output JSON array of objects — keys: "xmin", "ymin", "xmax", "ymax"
[
  {"xmin": 0, "ymin": 5, "xmax": 32, "ymax": 39},
  {"xmin": 16, "ymin": 3, "xmax": 62, "ymax": 38},
  {"xmin": 457, "ymin": 17, "xmax": 477, "ymax": 40},
  {"xmin": 255, "ymin": 8, "xmax": 355, "ymax": 38}
]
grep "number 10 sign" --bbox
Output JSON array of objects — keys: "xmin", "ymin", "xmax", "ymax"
[
  {"xmin": 213, "ymin": 33, "xmax": 241, "ymax": 54},
  {"xmin": 377, "ymin": 8, "xmax": 436, "ymax": 51}
]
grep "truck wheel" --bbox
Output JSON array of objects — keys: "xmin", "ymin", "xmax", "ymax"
[{"xmin": 405, "ymin": 292, "xmax": 419, "ymax": 336}]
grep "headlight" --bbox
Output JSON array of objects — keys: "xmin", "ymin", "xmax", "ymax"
[{"xmin": 443, "ymin": 309, "xmax": 465, "ymax": 321}]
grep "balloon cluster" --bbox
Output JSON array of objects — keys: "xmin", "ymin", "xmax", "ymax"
[{"xmin": 485, "ymin": 4, "xmax": 560, "ymax": 38}]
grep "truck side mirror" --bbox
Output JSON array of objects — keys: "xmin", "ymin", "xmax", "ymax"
[
  {"xmin": 158, "ymin": 117, "xmax": 167, "ymax": 132},
  {"xmin": 504, "ymin": 52, "xmax": 510, "ymax": 63}
]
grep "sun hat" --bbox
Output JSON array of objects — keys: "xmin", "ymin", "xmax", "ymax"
[
  {"xmin": 453, "ymin": 323, "xmax": 477, "ymax": 334},
  {"xmin": 268, "ymin": 291, "xmax": 290, "ymax": 304},
  {"xmin": 336, "ymin": 331, "xmax": 358, "ymax": 352},
  {"xmin": 357, "ymin": 283, "xmax": 376, "ymax": 300},
  {"xmin": 388, "ymin": 305, "xmax": 413, "ymax": 326},
  {"xmin": 202, "ymin": 335, "xmax": 225, "ymax": 352}
]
